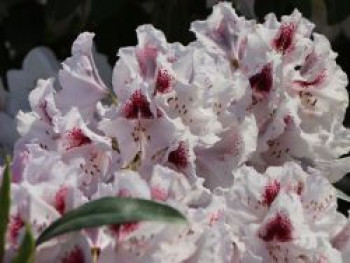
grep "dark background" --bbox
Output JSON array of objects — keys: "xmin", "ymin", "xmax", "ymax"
[{"xmin": 0, "ymin": 0, "xmax": 350, "ymax": 212}]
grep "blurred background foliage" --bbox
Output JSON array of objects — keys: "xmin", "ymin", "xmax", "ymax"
[
  {"xmin": 0, "ymin": 0, "xmax": 350, "ymax": 210},
  {"xmin": 0, "ymin": 0, "xmax": 349, "ymax": 78}
]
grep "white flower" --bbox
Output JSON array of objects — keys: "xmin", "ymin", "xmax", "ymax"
[
  {"xmin": 191, "ymin": 1, "xmax": 254, "ymax": 67},
  {"xmin": 57, "ymin": 32, "xmax": 110, "ymax": 118}
]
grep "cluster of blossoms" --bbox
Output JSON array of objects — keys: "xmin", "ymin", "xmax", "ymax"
[
  {"xmin": 2, "ymin": 2, "xmax": 350, "ymax": 262},
  {"xmin": 0, "ymin": 42, "xmax": 112, "ymax": 161}
]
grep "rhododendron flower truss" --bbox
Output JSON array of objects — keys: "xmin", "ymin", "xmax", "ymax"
[{"xmin": 3, "ymin": 1, "xmax": 350, "ymax": 263}]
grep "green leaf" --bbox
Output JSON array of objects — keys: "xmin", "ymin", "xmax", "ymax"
[
  {"xmin": 0, "ymin": 158, "xmax": 11, "ymax": 263},
  {"xmin": 324, "ymin": 0, "xmax": 350, "ymax": 25},
  {"xmin": 336, "ymin": 188, "xmax": 350, "ymax": 203},
  {"xmin": 255, "ymin": 0, "xmax": 312, "ymax": 19},
  {"xmin": 11, "ymin": 224, "xmax": 35, "ymax": 263},
  {"xmin": 36, "ymin": 197, "xmax": 187, "ymax": 246}
]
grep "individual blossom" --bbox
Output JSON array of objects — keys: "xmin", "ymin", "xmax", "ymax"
[
  {"xmin": 100, "ymin": 26, "xmax": 193, "ymax": 174},
  {"xmin": 191, "ymin": 2, "xmax": 254, "ymax": 69},
  {"xmin": 57, "ymin": 32, "xmax": 110, "ymax": 118},
  {"xmin": 2, "ymin": 43, "xmax": 112, "ymax": 157}
]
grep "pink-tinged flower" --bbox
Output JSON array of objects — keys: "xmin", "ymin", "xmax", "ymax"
[
  {"xmin": 155, "ymin": 47, "xmax": 225, "ymax": 140},
  {"xmin": 99, "ymin": 95, "xmax": 182, "ymax": 169},
  {"xmin": 287, "ymin": 34, "xmax": 350, "ymax": 171},
  {"xmin": 28, "ymin": 78, "xmax": 60, "ymax": 125},
  {"xmin": 290, "ymin": 34, "xmax": 346, "ymax": 115},
  {"xmin": 14, "ymin": 79, "xmax": 61, "ymax": 154},
  {"xmin": 112, "ymin": 25, "xmax": 172, "ymax": 99},
  {"xmin": 260, "ymin": 9, "xmax": 314, "ymax": 65},
  {"xmin": 57, "ymin": 32, "xmax": 109, "ymax": 117},
  {"xmin": 56, "ymin": 107, "xmax": 111, "ymax": 153}
]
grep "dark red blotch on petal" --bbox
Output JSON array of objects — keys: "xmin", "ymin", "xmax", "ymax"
[
  {"xmin": 293, "ymin": 71, "xmax": 326, "ymax": 88},
  {"xmin": 262, "ymin": 180, "xmax": 281, "ymax": 206},
  {"xmin": 65, "ymin": 127, "xmax": 91, "ymax": 150},
  {"xmin": 55, "ymin": 187, "xmax": 68, "ymax": 215},
  {"xmin": 61, "ymin": 246, "xmax": 85, "ymax": 263},
  {"xmin": 273, "ymin": 23, "xmax": 296, "ymax": 53},
  {"xmin": 9, "ymin": 214, "xmax": 24, "ymax": 245},
  {"xmin": 259, "ymin": 212, "xmax": 293, "ymax": 242},
  {"xmin": 123, "ymin": 90, "xmax": 154, "ymax": 119},
  {"xmin": 168, "ymin": 141, "xmax": 189, "ymax": 169},
  {"xmin": 249, "ymin": 63, "xmax": 273, "ymax": 96},
  {"xmin": 110, "ymin": 222, "xmax": 139, "ymax": 242},
  {"xmin": 155, "ymin": 68, "xmax": 172, "ymax": 94}
]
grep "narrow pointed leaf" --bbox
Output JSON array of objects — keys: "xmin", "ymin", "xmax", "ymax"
[
  {"xmin": 0, "ymin": 159, "xmax": 11, "ymax": 263},
  {"xmin": 11, "ymin": 224, "xmax": 35, "ymax": 263},
  {"xmin": 36, "ymin": 197, "xmax": 187, "ymax": 246}
]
